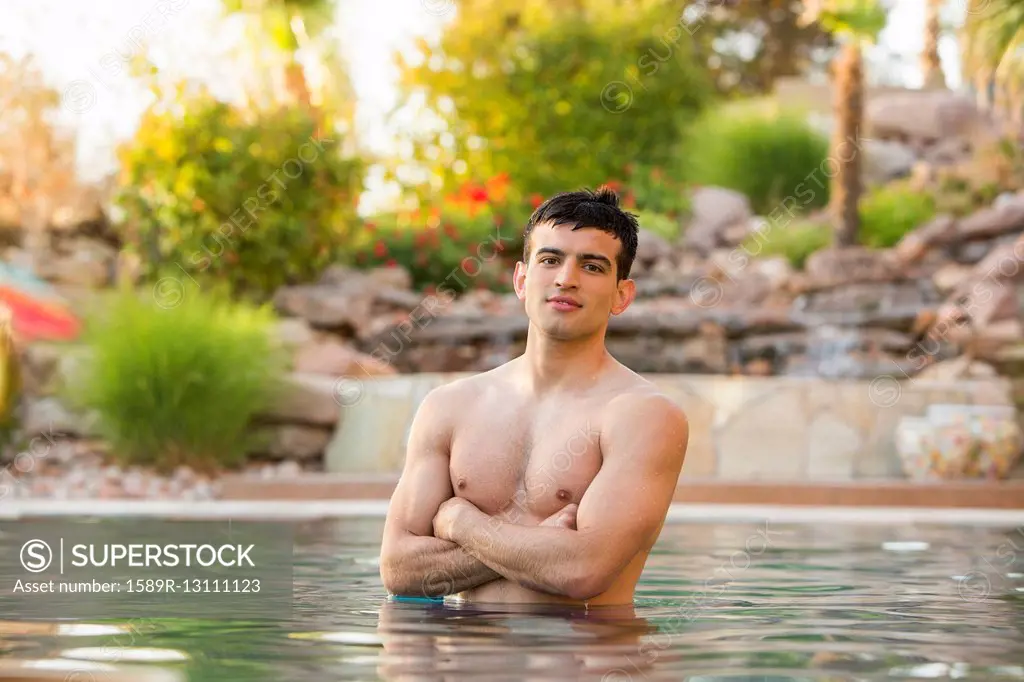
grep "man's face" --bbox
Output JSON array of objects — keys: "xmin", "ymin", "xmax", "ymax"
[{"xmin": 513, "ymin": 221, "xmax": 636, "ymax": 340}]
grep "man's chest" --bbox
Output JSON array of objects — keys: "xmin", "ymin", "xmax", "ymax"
[{"xmin": 449, "ymin": 411, "xmax": 604, "ymax": 521}]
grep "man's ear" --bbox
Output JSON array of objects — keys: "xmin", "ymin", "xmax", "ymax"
[
  {"xmin": 611, "ymin": 278, "xmax": 636, "ymax": 316},
  {"xmin": 513, "ymin": 261, "xmax": 527, "ymax": 300}
]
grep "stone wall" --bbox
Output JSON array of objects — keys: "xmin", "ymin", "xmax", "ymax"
[{"xmin": 323, "ymin": 372, "xmax": 1017, "ymax": 481}]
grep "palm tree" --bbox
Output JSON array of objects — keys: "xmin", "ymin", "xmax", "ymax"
[
  {"xmin": 961, "ymin": 0, "xmax": 1024, "ymax": 127},
  {"xmin": 800, "ymin": 0, "xmax": 888, "ymax": 247},
  {"xmin": 921, "ymin": 0, "xmax": 946, "ymax": 89},
  {"xmin": 221, "ymin": 0, "xmax": 337, "ymax": 112}
]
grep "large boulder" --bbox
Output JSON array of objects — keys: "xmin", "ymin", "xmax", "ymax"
[
  {"xmin": 800, "ymin": 247, "xmax": 903, "ymax": 292},
  {"xmin": 293, "ymin": 338, "xmax": 396, "ymax": 377},
  {"xmin": 863, "ymin": 139, "xmax": 919, "ymax": 184},
  {"xmin": 683, "ymin": 187, "xmax": 752, "ymax": 255},
  {"xmin": 866, "ymin": 90, "xmax": 986, "ymax": 142}
]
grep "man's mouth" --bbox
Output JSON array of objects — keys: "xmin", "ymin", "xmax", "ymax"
[{"xmin": 547, "ymin": 296, "xmax": 582, "ymax": 309}]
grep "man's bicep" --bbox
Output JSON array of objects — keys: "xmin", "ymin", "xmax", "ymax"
[
  {"xmin": 576, "ymin": 398, "xmax": 688, "ymax": 555},
  {"xmin": 383, "ymin": 390, "xmax": 455, "ymax": 539}
]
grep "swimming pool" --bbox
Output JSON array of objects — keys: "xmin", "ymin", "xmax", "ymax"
[{"xmin": 1, "ymin": 516, "xmax": 1022, "ymax": 681}]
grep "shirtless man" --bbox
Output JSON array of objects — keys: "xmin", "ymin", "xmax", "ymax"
[{"xmin": 379, "ymin": 187, "xmax": 689, "ymax": 606}]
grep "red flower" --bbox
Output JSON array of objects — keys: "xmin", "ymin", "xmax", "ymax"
[
  {"xmin": 603, "ymin": 180, "xmax": 622, "ymax": 193},
  {"xmin": 365, "ymin": 222, "xmax": 377, "ymax": 233},
  {"xmin": 385, "ymin": 259, "xmax": 397, "ymax": 268},
  {"xmin": 444, "ymin": 223, "xmax": 459, "ymax": 239},
  {"xmin": 468, "ymin": 186, "xmax": 489, "ymax": 203},
  {"xmin": 529, "ymin": 193, "xmax": 543, "ymax": 209},
  {"xmin": 374, "ymin": 241, "xmax": 388, "ymax": 258}
]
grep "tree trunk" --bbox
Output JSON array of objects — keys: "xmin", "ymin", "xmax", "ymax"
[
  {"xmin": 921, "ymin": 0, "xmax": 946, "ymax": 89},
  {"xmin": 831, "ymin": 41, "xmax": 863, "ymax": 248}
]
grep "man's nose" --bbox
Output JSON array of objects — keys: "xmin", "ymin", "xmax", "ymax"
[{"xmin": 554, "ymin": 260, "xmax": 579, "ymax": 288}]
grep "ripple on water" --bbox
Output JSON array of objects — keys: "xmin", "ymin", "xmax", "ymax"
[{"xmin": 0, "ymin": 517, "xmax": 1021, "ymax": 680}]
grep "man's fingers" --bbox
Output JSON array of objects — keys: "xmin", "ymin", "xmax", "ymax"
[{"xmin": 539, "ymin": 504, "xmax": 576, "ymax": 528}]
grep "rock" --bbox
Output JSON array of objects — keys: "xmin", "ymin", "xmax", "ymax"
[
  {"xmin": 952, "ymin": 239, "xmax": 995, "ymax": 265},
  {"xmin": 973, "ymin": 320, "xmax": 1024, "ymax": 362},
  {"xmin": 22, "ymin": 398, "xmax": 99, "ymax": 438},
  {"xmin": 274, "ymin": 318, "xmax": 319, "ymax": 350},
  {"xmin": 635, "ymin": 229, "xmax": 674, "ymax": 270},
  {"xmin": 683, "ymin": 187, "xmax": 752, "ymax": 255},
  {"xmin": 744, "ymin": 358, "xmax": 774, "ymax": 376},
  {"xmin": 793, "ymin": 281, "xmax": 940, "ymax": 330},
  {"xmin": 364, "ymin": 265, "xmax": 414, "ymax": 291},
  {"xmin": 939, "ymin": 237, "xmax": 1024, "ymax": 331},
  {"xmin": 293, "ymin": 339, "xmax": 396, "ymax": 377},
  {"xmin": 678, "ymin": 323, "xmax": 730, "ymax": 373},
  {"xmin": 915, "ymin": 356, "xmax": 998, "ymax": 380},
  {"xmin": 38, "ymin": 238, "xmax": 115, "ymax": 287},
  {"xmin": 932, "ymin": 263, "xmax": 974, "ymax": 293},
  {"xmin": 867, "ymin": 90, "xmax": 985, "ymax": 142},
  {"xmin": 262, "ymin": 373, "xmax": 345, "ymax": 426},
  {"xmin": 749, "ymin": 256, "xmax": 793, "ymax": 292},
  {"xmin": 18, "ymin": 343, "xmax": 63, "ymax": 396},
  {"xmin": 922, "ymin": 136, "xmax": 972, "ymax": 166},
  {"xmin": 273, "ymin": 284, "xmax": 372, "ymax": 332},
  {"xmin": 277, "ymin": 460, "xmax": 303, "ymax": 477},
  {"xmin": 251, "ymin": 425, "xmax": 332, "ymax": 461},
  {"xmin": 893, "ymin": 215, "xmax": 957, "ymax": 266},
  {"xmin": 864, "ymin": 139, "xmax": 918, "ymax": 184},
  {"xmin": 956, "ymin": 195, "xmax": 1024, "ymax": 242},
  {"xmin": 801, "ymin": 247, "xmax": 903, "ymax": 291}
]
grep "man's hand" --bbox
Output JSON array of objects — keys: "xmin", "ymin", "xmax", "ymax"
[
  {"xmin": 540, "ymin": 503, "xmax": 577, "ymax": 530},
  {"xmin": 433, "ymin": 496, "xmax": 476, "ymax": 541},
  {"xmin": 434, "ymin": 498, "xmax": 579, "ymax": 542}
]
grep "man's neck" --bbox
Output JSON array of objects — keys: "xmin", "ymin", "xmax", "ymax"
[{"xmin": 518, "ymin": 326, "xmax": 611, "ymax": 395}]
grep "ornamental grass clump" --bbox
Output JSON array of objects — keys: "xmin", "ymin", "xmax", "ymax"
[{"xmin": 66, "ymin": 286, "xmax": 288, "ymax": 472}]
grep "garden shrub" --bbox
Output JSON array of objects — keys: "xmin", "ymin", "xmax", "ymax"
[
  {"xmin": 65, "ymin": 285, "xmax": 288, "ymax": 472},
  {"xmin": 115, "ymin": 90, "xmax": 364, "ymax": 301},
  {"xmin": 858, "ymin": 183, "xmax": 936, "ymax": 248},
  {"xmin": 635, "ymin": 210, "xmax": 681, "ymax": 241},
  {"xmin": 745, "ymin": 220, "xmax": 832, "ymax": 270},
  {"xmin": 681, "ymin": 108, "xmax": 830, "ymax": 215},
  {"xmin": 349, "ymin": 207, "xmax": 516, "ymax": 294}
]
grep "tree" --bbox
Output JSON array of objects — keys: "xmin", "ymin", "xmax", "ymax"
[
  {"xmin": 961, "ymin": 0, "xmax": 1024, "ymax": 127},
  {"xmin": 800, "ymin": 0, "xmax": 888, "ymax": 247},
  {"xmin": 921, "ymin": 0, "xmax": 946, "ymax": 89},
  {"xmin": 386, "ymin": 0, "xmax": 713, "ymax": 204},
  {"xmin": 689, "ymin": 0, "xmax": 835, "ymax": 96},
  {"xmin": 220, "ymin": 0, "xmax": 340, "ymax": 117}
]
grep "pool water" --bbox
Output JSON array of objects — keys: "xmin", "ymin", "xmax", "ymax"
[{"xmin": 1, "ymin": 517, "xmax": 1022, "ymax": 681}]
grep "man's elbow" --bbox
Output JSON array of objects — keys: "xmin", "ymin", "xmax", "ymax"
[
  {"xmin": 380, "ymin": 556, "xmax": 445, "ymax": 597},
  {"xmin": 565, "ymin": 566, "xmax": 615, "ymax": 602},
  {"xmin": 379, "ymin": 557, "xmax": 407, "ymax": 595}
]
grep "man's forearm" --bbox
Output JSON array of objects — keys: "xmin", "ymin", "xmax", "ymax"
[
  {"xmin": 381, "ymin": 532, "xmax": 502, "ymax": 597},
  {"xmin": 451, "ymin": 508, "xmax": 585, "ymax": 598}
]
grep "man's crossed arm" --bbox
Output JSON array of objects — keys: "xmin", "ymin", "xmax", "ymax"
[{"xmin": 379, "ymin": 389, "xmax": 688, "ymax": 600}]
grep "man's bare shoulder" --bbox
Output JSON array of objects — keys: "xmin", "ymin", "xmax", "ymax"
[
  {"xmin": 601, "ymin": 376, "xmax": 689, "ymax": 439},
  {"xmin": 418, "ymin": 365, "xmax": 515, "ymax": 414}
]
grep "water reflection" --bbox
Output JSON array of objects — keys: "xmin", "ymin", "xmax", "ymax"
[{"xmin": 376, "ymin": 598, "xmax": 660, "ymax": 680}]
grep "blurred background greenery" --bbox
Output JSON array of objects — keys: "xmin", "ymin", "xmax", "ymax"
[{"xmin": 2, "ymin": 0, "xmax": 1024, "ymax": 469}]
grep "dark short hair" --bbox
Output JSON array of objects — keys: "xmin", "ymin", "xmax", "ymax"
[{"xmin": 522, "ymin": 187, "xmax": 639, "ymax": 280}]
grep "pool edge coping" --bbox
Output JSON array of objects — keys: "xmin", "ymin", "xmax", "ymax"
[{"xmin": 2, "ymin": 501, "xmax": 1023, "ymax": 526}]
